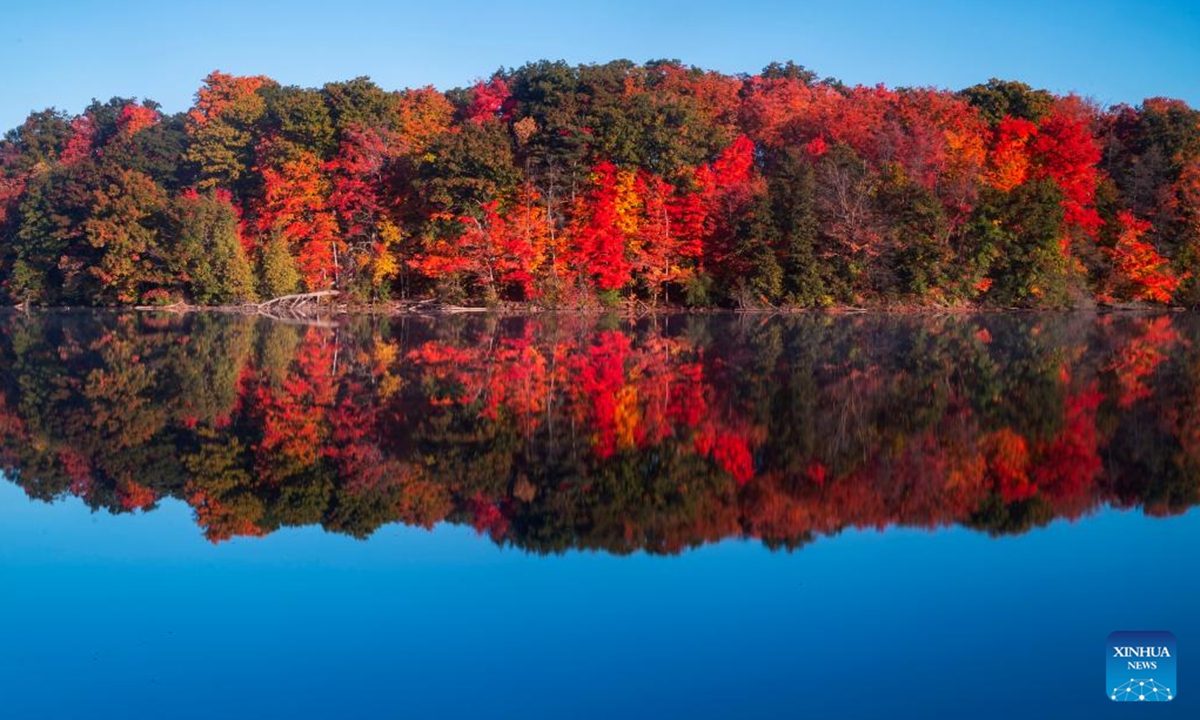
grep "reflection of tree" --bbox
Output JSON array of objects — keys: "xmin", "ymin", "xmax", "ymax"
[{"xmin": 1, "ymin": 312, "xmax": 1198, "ymax": 553}]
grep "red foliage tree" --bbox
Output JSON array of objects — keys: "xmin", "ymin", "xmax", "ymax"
[
  {"xmin": 985, "ymin": 116, "xmax": 1038, "ymax": 192},
  {"xmin": 1031, "ymin": 97, "xmax": 1104, "ymax": 238},
  {"xmin": 117, "ymin": 103, "xmax": 159, "ymax": 138},
  {"xmin": 59, "ymin": 114, "xmax": 95, "ymax": 166},
  {"xmin": 1106, "ymin": 210, "xmax": 1183, "ymax": 303},
  {"xmin": 256, "ymin": 146, "xmax": 341, "ymax": 289},
  {"xmin": 465, "ymin": 78, "xmax": 512, "ymax": 124},
  {"xmin": 569, "ymin": 162, "xmax": 633, "ymax": 292}
]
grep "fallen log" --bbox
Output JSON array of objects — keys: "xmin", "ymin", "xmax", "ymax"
[
  {"xmin": 256, "ymin": 290, "xmax": 341, "ymax": 309},
  {"xmin": 405, "ymin": 303, "xmax": 490, "ymax": 314},
  {"xmin": 133, "ymin": 301, "xmax": 191, "ymax": 312}
]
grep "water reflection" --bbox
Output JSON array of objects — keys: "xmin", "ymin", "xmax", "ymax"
[{"xmin": 0, "ymin": 311, "xmax": 1196, "ymax": 552}]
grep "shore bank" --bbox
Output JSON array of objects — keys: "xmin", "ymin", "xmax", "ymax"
[{"xmin": 2, "ymin": 294, "xmax": 1185, "ymax": 320}]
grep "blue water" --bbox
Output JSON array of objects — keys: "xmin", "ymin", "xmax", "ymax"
[
  {"xmin": 3, "ymin": 311, "xmax": 1199, "ymax": 717},
  {"xmin": 2, "ymin": 479, "xmax": 1196, "ymax": 719}
]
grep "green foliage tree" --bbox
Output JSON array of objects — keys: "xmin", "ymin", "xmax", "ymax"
[
  {"xmin": 262, "ymin": 85, "xmax": 336, "ymax": 160},
  {"xmin": 879, "ymin": 172, "xmax": 953, "ymax": 299},
  {"xmin": 323, "ymin": 76, "xmax": 399, "ymax": 137},
  {"xmin": 169, "ymin": 190, "xmax": 257, "ymax": 303},
  {"xmin": 961, "ymin": 79, "xmax": 1055, "ymax": 125},
  {"xmin": 761, "ymin": 148, "xmax": 825, "ymax": 304},
  {"xmin": 965, "ymin": 180, "xmax": 1071, "ymax": 307},
  {"xmin": 258, "ymin": 230, "xmax": 302, "ymax": 298},
  {"xmin": 417, "ymin": 120, "xmax": 519, "ymax": 216}
]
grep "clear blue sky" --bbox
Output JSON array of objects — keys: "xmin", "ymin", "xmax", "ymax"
[{"xmin": 3, "ymin": 0, "xmax": 1198, "ymax": 131}]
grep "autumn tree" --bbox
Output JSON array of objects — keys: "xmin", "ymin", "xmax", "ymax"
[
  {"xmin": 185, "ymin": 71, "xmax": 275, "ymax": 191},
  {"xmin": 1104, "ymin": 210, "xmax": 1182, "ymax": 303},
  {"xmin": 413, "ymin": 185, "xmax": 551, "ymax": 302},
  {"xmin": 1030, "ymin": 96, "xmax": 1104, "ymax": 239},
  {"xmin": 326, "ymin": 126, "xmax": 401, "ymax": 299},
  {"xmin": 255, "ymin": 143, "xmax": 340, "ymax": 290},
  {"xmin": 566, "ymin": 161, "xmax": 632, "ymax": 298}
]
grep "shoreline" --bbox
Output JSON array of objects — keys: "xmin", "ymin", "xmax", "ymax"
[{"xmin": 0, "ymin": 299, "xmax": 1186, "ymax": 317}]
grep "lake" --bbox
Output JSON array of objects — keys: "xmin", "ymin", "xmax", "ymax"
[{"xmin": 0, "ymin": 310, "xmax": 1197, "ymax": 718}]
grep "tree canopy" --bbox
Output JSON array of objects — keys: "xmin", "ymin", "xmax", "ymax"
[{"xmin": 2, "ymin": 61, "xmax": 1199, "ymax": 308}]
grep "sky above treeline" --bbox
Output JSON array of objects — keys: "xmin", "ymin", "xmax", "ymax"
[{"xmin": 3, "ymin": 0, "xmax": 1198, "ymax": 131}]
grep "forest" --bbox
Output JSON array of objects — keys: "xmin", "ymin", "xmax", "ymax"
[
  {"xmin": 1, "ymin": 60, "xmax": 1198, "ymax": 309},
  {"xmin": 1, "ymin": 313, "xmax": 1196, "ymax": 550}
]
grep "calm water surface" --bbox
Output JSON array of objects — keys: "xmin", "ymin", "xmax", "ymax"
[{"xmin": 0, "ymin": 311, "xmax": 1197, "ymax": 718}]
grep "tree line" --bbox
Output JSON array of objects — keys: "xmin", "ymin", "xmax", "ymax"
[{"xmin": 1, "ymin": 61, "xmax": 1198, "ymax": 308}]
